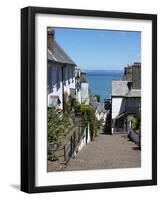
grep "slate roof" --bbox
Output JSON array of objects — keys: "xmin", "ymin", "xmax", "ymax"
[
  {"xmin": 90, "ymin": 100, "xmax": 105, "ymax": 114},
  {"xmin": 48, "ymin": 41, "xmax": 76, "ymax": 66},
  {"xmin": 112, "ymin": 80, "xmax": 129, "ymax": 96},
  {"xmin": 126, "ymin": 89, "xmax": 141, "ymax": 97},
  {"xmin": 97, "ymin": 103, "xmax": 105, "ymax": 114},
  {"xmin": 112, "ymin": 80, "xmax": 141, "ymax": 97}
]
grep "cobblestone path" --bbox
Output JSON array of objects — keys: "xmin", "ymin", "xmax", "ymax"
[{"xmin": 64, "ymin": 134, "xmax": 141, "ymax": 171}]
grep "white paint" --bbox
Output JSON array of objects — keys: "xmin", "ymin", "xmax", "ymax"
[
  {"xmin": 76, "ymin": 89, "xmax": 81, "ymax": 103},
  {"xmin": 95, "ymin": 110, "xmax": 101, "ymax": 120},
  {"xmin": 102, "ymin": 112, "xmax": 107, "ymax": 125},
  {"xmin": 76, "ymin": 130, "xmax": 86, "ymax": 152},
  {"xmin": 87, "ymin": 123, "xmax": 91, "ymax": 144},
  {"xmin": 111, "ymin": 96, "xmax": 141, "ymax": 133},
  {"xmin": 73, "ymin": 124, "xmax": 90, "ymax": 157},
  {"xmin": 48, "ymin": 63, "xmax": 63, "ymax": 109},
  {"xmin": 47, "ymin": 62, "xmax": 76, "ymax": 109},
  {"xmin": 35, "ymin": 12, "xmax": 152, "ymax": 187},
  {"xmin": 112, "ymin": 97, "xmax": 125, "ymax": 119},
  {"xmin": 63, "ymin": 66, "xmax": 76, "ymax": 95},
  {"xmin": 95, "ymin": 110, "xmax": 106, "ymax": 122},
  {"xmin": 81, "ymin": 83, "xmax": 90, "ymax": 105}
]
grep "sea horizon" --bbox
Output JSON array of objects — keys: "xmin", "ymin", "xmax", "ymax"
[
  {"xmin": 84, "ymin": 69, "xmax": 124, "ymax": 73},
  {"xmin": 86, "ymin": 69, "xmax": 123, "ymax": 101}
]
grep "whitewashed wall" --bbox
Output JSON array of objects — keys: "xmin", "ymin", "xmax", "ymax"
[
  {"xmin": 111, "ymin": 97, "xmax": 126, "ymax": 133},
  {"xmin": 76, "ymin": 90, "xmax": 81, "ymax": 103},
  {"xmin": 112, "ymin": 97, "xmax": 125, "ymax": 119},
  {"xmin": 73, "ymin": 123, "xmax": 91, "ymax": 157},
  {"xmin": 47, "ymin": 63, "xmax": 63, "ymax": 109},
  {"xmin": 64, "ymin": 65, "xmax": 76, "ymax": 95},
  {"xmin": 81, "ymin": 83, "xmax": 90, "ymax": 105},
  {"xmin": 48, "ymin": 63, "xmax": 76, "ymax": 109}
]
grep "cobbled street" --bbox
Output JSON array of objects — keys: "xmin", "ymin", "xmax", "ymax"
[{"xmin": 64, "ymin": 134, "xmax": 141, "ymax": 171}]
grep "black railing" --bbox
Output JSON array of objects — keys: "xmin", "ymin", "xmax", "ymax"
[{"xmin": 48, "ymin": 120, "xmax": 87, "ymax": 167}]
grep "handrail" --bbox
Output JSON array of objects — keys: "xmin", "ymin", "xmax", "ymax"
[{"xmin": 48, "ymin": 123, "xmax": 87, "ymax": 165}]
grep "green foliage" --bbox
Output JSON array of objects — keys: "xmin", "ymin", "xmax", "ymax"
[
  {"xmin": 94, "ymin": 94, "xmax": 101, "ymax": 102},
  {"xmin": 131, "ymin": 111, "xmax": 141, "ymax": 134},
  {"xmin": 48, "ymin": 107, "xmax": 71, "ymax": 143},
  {"xmin": 74, "ymin": 103, "xmax": 102, "ymax": 139},
  {"xmin": 49, "ymin": 92, "xmax": 103, "ymax": 144},
  {"xmin": 69, "ymin": 95, "xmax": 79, "ymax": 110}
]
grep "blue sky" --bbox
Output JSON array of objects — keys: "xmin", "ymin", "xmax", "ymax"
[{"xmin": 54, "ymin": 28, "xmax": 141, "ymax": 70}]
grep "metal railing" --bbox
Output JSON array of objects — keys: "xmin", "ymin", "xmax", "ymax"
[{"xmin": 48, "ymin": 119, "xmax": 86, "ymax": 166}]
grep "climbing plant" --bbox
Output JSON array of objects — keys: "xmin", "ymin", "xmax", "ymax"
[{"xmin": 74, "ymin": 103, "xmax": 102, "ymax": 139}]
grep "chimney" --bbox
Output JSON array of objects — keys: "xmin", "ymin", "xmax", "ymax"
[
  {"xmin": 47, "ymin": 27, "xmax": 55, "ymax": 55},
  {"xmin": 132, "ymin": 62, "xmax": 141, "ymax": 89}
]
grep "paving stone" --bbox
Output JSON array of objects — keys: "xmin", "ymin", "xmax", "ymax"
[{"xmin": 64, "ymin": 133, "xmax": 141, "ymax": 171}]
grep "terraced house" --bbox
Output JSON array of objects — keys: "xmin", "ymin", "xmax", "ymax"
[
  {"xmin": 111, "ymin": 62, "xmax": 141, "ymax": 133},
  {"xmin": 47, "ymin": 28, "xmax": 76, "ymax": 109},
  {"xmin": 47, "ymin": 28, "xmax": 90, "ymax": 110}
]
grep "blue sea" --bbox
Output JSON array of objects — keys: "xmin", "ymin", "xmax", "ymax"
[{"xmin": 86, "ymin": 70, "xmax": 123, "ymax": 101}]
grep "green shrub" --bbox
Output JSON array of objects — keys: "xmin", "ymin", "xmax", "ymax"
[
  {"xmin": 75, "ymin": 104, "xmax": 102, "ymax": 139},
  {"xmin": 131, "ymin": 111, "xmax": 141, "ymax": 134},
  {"xmin": 48, "ymin": 107, "xmax": 70, "ymax": 143}
]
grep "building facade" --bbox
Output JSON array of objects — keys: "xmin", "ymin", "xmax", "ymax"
[
  {"xmin": 111, "ymin": 63, "xmax": 141, "ymax": 133},
  {"xmin": 47, "ymin": 28, "xmax": 76, "ymax": 109},
  {"xmin": 75, "ymin": 67, "xmax": 90, "ymax": 105}
]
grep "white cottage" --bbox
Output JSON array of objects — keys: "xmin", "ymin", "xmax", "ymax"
[{"xmin": 47, "ymin": 28, "xmax": 76, "ymax": 109}]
